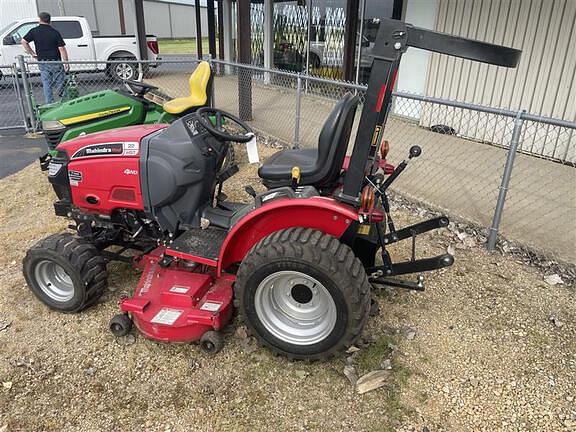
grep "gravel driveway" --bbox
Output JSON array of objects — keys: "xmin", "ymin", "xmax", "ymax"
[{"xmin": 0, "ymin": 142, "xmax": 574, "ymax": 432}]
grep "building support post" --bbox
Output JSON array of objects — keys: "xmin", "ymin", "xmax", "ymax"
[
  {"xmin": 222, "ymin": 0, "xmax": 233, "ymax": 73},
  {"xmin": 207, "ymin": 0, "xmax": 217, "ymax": 59},
  {"xmin": 343, "ymin": 0, "xmax": 359, "ymax": 82},
  {"xmin": 133, "ymin": 0, "xmax": 148, "ymax": 60},
  {"xmin": 118, "ymin": 0, "xmax": 126, "ymax": 35},
  {"xmin": 237, "ymin": 0, "xmax": 252, "ymax": 120},
  {"xmin": 263, "ymin": 0, "xmax": 274, "ymax": 83},
  {"xmin": 195, "ymin": 0, "xmax": 203, "ymax": 59}
]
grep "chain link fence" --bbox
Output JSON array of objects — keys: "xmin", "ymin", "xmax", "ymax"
[
  {"xmin": 0, "ymin": 64, "xmax": 28, "ymax": 130},
  {"xmin": 13, "ymin": 57, "xmax": 576, "ymax": 271}
]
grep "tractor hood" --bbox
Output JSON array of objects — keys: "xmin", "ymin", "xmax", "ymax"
[
  {"xmin": 40, "ymin": 90, "xmax": 141, "ymax": 127},
  {"xmin": 56, "ymin": 124, "xmax": 168, "ymax": 158}
]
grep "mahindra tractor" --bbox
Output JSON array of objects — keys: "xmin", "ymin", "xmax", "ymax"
[{"xmin": 22, "ymin": 19, "xmax": 520, "ymax": 360}]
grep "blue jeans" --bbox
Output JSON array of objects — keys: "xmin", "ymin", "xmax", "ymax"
[{"xmin": 39, "ymin": 62, "xmax": 65, "ymax": 104}]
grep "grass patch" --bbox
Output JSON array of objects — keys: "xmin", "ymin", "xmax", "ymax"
[
  {"xmin": 356, "ymin": 334, "xmax": 400, "ymax": 372},
  {"xmin": 158, "ymin": 38, "xmax": 210, "ymax": 55}
]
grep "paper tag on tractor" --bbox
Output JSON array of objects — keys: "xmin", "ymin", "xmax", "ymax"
[{"xmin": 246, "ymin": 135, "xmax": 259, "ymax": 164}]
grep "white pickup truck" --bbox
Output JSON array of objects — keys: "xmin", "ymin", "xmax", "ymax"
[{"xmin": 0, "ymin": 16, "xmax": 159, "ymax": 81}]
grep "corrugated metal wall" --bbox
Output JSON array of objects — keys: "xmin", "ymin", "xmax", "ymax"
[
  {"xmin": 36, "ymin": 0, "xmax": 209, "ymax": 38},
  {"xmin": 421, "ymin": 0, "xmax": 575, "ymax": 161},
  {"xmin": 426, "ymin": 0, "xmax": 575, "ymax": 121},
  {"xmin": 0, "ymin": 0, "xmax": 38, "ymax": 28}
]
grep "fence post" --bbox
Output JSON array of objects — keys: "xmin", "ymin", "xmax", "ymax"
[
  {"xmin": 294, "ymin": 74, "xmax": 302, "ymax": 149},
  {"xmin": 487, "ymin": 110, "xmax": 525, "ymax": 250},
  {"xmin": 16, "ymin": 55, "xmax": 36, "ymax": 132},
  {"xmin": 12, "ymin": 63, "xmax": 29, "ymax": 132}
]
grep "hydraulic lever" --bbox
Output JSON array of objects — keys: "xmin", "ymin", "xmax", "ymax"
[{"xmin": 381, "ymin": 145, "xmax": 421, "ymax": 191}]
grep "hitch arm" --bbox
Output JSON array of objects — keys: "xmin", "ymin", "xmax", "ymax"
[
  {"xmin": 383, "ymin": 216, "xmax": 449, "ymax": 245},
  {"xmin": 367, "ymin": 253, "xmax": 454, "ymax": 277}
]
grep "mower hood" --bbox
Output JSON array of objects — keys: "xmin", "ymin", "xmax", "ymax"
[{"xmin": 39, "ymin": 90, "xmax": 142, "ymax": 128}]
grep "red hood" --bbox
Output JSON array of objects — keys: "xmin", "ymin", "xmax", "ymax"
[{"xmin": 57, "ymin": 124, "xmax": 168, "ymax": 156}]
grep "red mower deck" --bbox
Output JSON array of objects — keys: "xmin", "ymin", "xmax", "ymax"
[{"xmin": 120, "ymin": 249, "xmax": 234, "ymax": 343}]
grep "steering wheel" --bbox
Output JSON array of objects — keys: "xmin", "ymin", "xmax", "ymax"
[
  {"xmin": 123, "ymin": 79, "xmax": 158, "ymax": 97},
  {"xmin": 197, "ymin": 107, "xmax": 254, "ymax": 143}
]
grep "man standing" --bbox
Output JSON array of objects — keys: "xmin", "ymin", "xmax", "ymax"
[{"xmin": 21, "ymin": 12, "xmax": 69, "ymax": 104}]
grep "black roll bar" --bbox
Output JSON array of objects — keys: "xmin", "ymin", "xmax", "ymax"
[{"xmin": 337, "ymin": 18, "xmax": 521, "ymax": 205}]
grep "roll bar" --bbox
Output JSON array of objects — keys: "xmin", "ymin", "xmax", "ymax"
[{"xmin": 337, "ymin": 18, "xmax": 522, "ymax": 205}]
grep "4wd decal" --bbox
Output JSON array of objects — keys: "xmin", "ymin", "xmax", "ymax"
[{"xmin": 71, "ymin": 142, "xmax": 140, "ymax": 159}]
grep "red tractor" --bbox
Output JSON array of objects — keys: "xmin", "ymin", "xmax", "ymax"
[{"xmin": 22, "ymin": 19, "xmax": 520, "ymax": 360}]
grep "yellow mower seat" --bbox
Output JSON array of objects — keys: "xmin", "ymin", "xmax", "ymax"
[{"xmin": 163, "ymin": 61, "xmax": 211, "ymax": 115}]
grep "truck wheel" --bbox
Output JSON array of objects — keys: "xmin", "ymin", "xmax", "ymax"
[
  {"xmin": 235, "ymin": 228, "xmax": 371, "ymax": 361},
  {"xmin": 107, "ymin": 57, "xmax": 138, "ymax": 81},
  {"xmin": 23, "ymin": 233, "xmax": 108, "ymax": 313}
]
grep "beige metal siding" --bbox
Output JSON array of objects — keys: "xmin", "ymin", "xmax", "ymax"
[
  {"xmin": 427, "ymin": 0, "xmax": 576, "ymax": 120},
  {"xmin": 422, "ymin": 0, "xmax": 575, "ymax": 161}
]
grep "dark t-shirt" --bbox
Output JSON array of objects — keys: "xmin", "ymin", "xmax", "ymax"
[{"xmin": 23, "ymin": 24, "xmax": 65, "ymax": 61}]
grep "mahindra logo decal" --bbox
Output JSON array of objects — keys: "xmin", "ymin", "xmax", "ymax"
[{"xmin": 71, "ymin": 142, "xmax": 140, "ymax": 159}]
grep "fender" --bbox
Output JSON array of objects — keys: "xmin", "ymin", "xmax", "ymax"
[{"xmin": 218, "ymin": 196, "xmax": 359, "ymax": 273}]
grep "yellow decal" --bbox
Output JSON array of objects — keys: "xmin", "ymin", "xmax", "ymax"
[
  {"xmin": 60, "ymin": 106, "xmax": 131, "ymax": 126},
  {"xmin": 371, "ymin": 125, "xmax": 382, "ymax": 145},
  {"xmin": 357, "ymin": 225, "xmax": 371, "ymax": 235}
]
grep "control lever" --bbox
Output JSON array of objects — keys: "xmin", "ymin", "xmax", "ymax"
[{"xmin": 381, "ymin": 145, "xmax": 421, "ymax": 191}]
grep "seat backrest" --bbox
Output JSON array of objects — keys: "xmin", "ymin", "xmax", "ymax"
[
  {"xmin": 314, "ymin": 92, "xmax": 359, "ymax": 186},
  {"xmin": 188, "ymin": 61, "xmax": 212, "ymax": 105}
]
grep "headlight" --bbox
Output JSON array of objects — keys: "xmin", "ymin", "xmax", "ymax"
[
  {"xmin": 48, "ymin": 162, "xmax": 63, "ymax": 177},
  {"xmin": 42, "ymin": 120, "xmax": 65, "ymax": 131}
]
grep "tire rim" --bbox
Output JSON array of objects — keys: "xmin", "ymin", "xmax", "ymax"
[
  {"xmin": 34, "ymin": 260, "xmax": 74, "ymax": 303},
  {"xmin": 254, "ymin": 270, "xmax": 337, "ymax": 346},
  {"xmin": 115, "ymin": 63, "xmax": 134, "ymax": 80}
]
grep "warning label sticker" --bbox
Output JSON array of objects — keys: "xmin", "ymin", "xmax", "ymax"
[
  {"xmin": 150, "ymin": 309, "xmax": 182, "ymax": 325},
  {"xmin": 169, "ymin": 285, "xmax": 189, "ymax": 294},
  {"xmin": 200, "ymin": 301, "xmax": 222, "ymax": 312}
]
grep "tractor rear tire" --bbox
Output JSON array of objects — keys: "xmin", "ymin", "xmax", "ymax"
[
  {"xmin": 23, "ymin": 233, "xmax": 108, "ymax": 313},
  {"xmin": 235, "ymin": 228, "xmax": 371, "ymax": 361}
]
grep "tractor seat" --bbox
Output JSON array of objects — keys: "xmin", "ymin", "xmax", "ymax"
[
  {"xmin": 163, "ymin": 61, "xmax": 212, "ymax": 115},
  {"xmin": 259, "ymin": 93, "xmax": 359, "ymax": 188}
]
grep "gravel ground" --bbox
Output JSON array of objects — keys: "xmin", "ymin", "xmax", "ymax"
[{"xmin": 0, "ymin": 141, "xmax": 574, "ymax": 432}]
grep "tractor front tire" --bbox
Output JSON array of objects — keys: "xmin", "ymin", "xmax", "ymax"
[
  {"xmin": 235, "ymin": 228, "xmax": 371, "ymax": 361},
  {"xmin": 23, "ymin": 233, "xmax": 108, "ymax": 313}
]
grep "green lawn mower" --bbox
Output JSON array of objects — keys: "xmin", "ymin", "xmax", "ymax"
[{"xmin": 38, "ymin": 61, "xmax": 215, "ymax": 170}]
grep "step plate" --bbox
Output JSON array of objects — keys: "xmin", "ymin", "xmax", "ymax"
[{"xmin": 168, "ymin": 228, "xmax": 228, "ymax": 261}]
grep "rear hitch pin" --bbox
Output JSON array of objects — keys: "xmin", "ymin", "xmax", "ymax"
[{"xmin": 417, "ymin": 275, "xmax": 424, "ymax": 290}]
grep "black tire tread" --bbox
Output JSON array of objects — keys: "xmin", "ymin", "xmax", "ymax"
[
  {"xmin": 24, "ymin": 232, "xmax": 108, "ymax": 312},
  {"xmin": 235, "ymin": 228, "xmax": 371, "ymax": 361}
]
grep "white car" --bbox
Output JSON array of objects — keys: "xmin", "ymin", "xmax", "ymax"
[{"xmin": 0, "ymin": 16, "xmax": 159, "ymax": 81}]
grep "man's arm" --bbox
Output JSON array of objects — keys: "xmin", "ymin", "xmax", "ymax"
[
  {"xmin": 59, "ymin": 46, "xmax": 69, "ymax": 72},
  {"xmin": 21, "ymin": 32, "xmax": 36, "ymax": 58}
]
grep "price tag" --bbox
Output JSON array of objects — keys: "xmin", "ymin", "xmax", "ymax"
[{"xmin": 246, "ymin": 134, "xmax": 259, "ymax": 164}]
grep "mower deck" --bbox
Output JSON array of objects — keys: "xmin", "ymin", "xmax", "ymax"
[{"xmin": 120, "ymin": 248, "xmax": 233, "ymax": 343}]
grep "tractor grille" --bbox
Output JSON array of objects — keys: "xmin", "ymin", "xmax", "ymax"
[{"xmin": 43, "ymin": 128, "xmax": 67, "ymax": 150}]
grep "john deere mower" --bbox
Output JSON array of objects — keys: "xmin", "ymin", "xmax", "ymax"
[
  {"xmin": 22, "ymin": 19, "xmax": 520, "ymax": 359},
  {"xmin": 38, "ymin": 61, "xmax": 214, "ymax": 170}
]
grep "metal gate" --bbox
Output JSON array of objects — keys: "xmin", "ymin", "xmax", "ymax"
[{"xmin": 0, "ymin": 64, "xmax": 29, "ymax": 131}]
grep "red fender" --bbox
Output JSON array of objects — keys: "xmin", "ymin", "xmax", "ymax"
[{"xmin": 218, "ymin": 196, "xmax": 359, "ymax": 273}]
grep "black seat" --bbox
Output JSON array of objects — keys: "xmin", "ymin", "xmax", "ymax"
[{"xmin": 259, "ymin": 93, "xmax": 359, "ymax": 188}]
